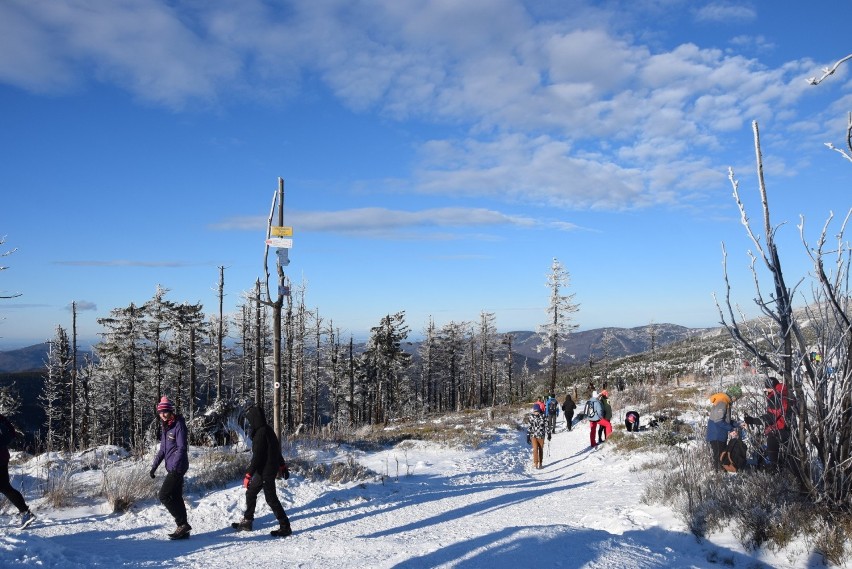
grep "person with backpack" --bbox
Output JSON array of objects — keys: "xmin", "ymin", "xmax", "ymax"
[
  {"xmin": 597, "ymin": 392, "xmax": 613, "ymax": 444},
  {"xmin": 744, "ymin": 377, "xmax": 795, "ymax": 471},
  {"xmin": 562, "ymin": 394, "xmax": 577, "ymax": 431},
  {"xmin": 526, "ymin": 404, "xmax": 552, "ymax": 469},
  {"xmin": 585, "ymin": 392, "xmax": 611, "ymax": 448},
  {"xmin": 624, "ymin": 410, "xmax": 640, "ymax": 432},
  {"xmin": 0, "ymin": 413, "xmax": 35, "ymax": 528},
  {"xmin": 706, "ymin": 386, "xmax": 742, "ymax": 471},
  {"xmin": 544, "ymin": 394, "xmax": 559, "ymax": 432},
  {"xmin": 149, "ymin": 396, "xmax": 191, "ymax": 540},
  {"xmin": 231, "ymin": 405, "xmax": 292, "ymax": 537},
  {"xmin": 719, "ymin": 427, "xmax": 749, "ymax": 473}
]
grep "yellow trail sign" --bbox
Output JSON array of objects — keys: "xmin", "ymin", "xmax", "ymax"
[{"xmin": 271, "ymin": 226, "xmax": 293, "ymax": 237}]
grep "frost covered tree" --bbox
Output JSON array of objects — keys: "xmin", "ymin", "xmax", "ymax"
[
  {"xmin": 436, "ymin": 320, "xmax": 471, "ymax": 412},
  {"xmin": 536, "ymin": 258, "xmax": 580, "ymax": 394},
  {"xmin": 41, "ymin": 325, "xmax": 72, "ymax": 451},
  {"xmin": 96, "ymin": 302, "xmax": 146, "ymax": 447},
  {"xmin": 501, "ymin": 333, "xmax": 516, "ymax": 404},
  {"xmin": 170, "ymin": 300, "xmax": 207, "ymax": 422},
  {"xmin": 476, "ymin": 311, "xmax": 498, "ymax": 408},
  {"xmin": 417, "ymin": 318, "xmax": 438, "ymax": 414},
  {"xmin": 716, "ymin": 120, "xmax": 852, "ymax": 508},
  {"xmin": 142, "ymin": 286, "xmax": 178, "ymax": 404},
  {"xmin": 0, "ymin": 384, "xmax": 20, "ymax": 417},
  {"xmin": 361, "ymin": 312, "xmax": 412, "ymax": 423}
]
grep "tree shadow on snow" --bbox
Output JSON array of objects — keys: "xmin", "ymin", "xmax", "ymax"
[
  {"xmin": 292, "ymin": 472, "xmax": 590, "ymax": 535},
  {"xmin": 390, "ymin": 524, "xmax": 780, "ymax": 569},
  {"xmin": 357, "ymin": 478, "xmax": 591, "ymax": 539}
]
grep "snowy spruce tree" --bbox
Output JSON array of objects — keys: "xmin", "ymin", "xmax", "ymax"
[
  {"xmin": 536, "ymin": 257, "xmax": 579, "ymax": 395},
  {"xmin": 361, "ymin": 312, "xmax": 412, "ymax": 424},
  {"xmin": 41, "ymin": 325, "xmax": 73, "ymax": 451}
]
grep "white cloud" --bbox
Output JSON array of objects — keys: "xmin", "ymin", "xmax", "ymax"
[
  {"xmin": 65, "ymin": 301, "xmax": 97, "ymax": 312},
  {"xmin": 415, "ymin": 134, "xmax": 647, "ymax": 210},
  {"xmin": 694, "ymin": 3, "xmax": 757, "ymax": 24},
  {"xmin": 0, "ymin": 0, "xmax": 823, "ymax": 210},
  {"xmin": 212, "ymin": 206, "xmax": 577, "ymax": 238}
]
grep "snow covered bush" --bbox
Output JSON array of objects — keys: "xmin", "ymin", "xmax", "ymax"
[
  {"xmin": 101, "ymin": 464, "xmax": 156, "ymax": 512},
  {"xmin": 42, "ymin": 462, "xmax": 76, "ymax": 508}
]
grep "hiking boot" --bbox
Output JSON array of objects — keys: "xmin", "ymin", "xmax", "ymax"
[
  {"xmin": 270, "ymin": 520, "xmax": 292, "ymax": 538},
  {"xmin": 20, "ymin": 510, "xmax": 36, "ymax": 529},
  {"xmin": 231, "ymin": 518, "xmax": 253, "ymax": 531},
  {"xmin": 168, "ymin": 523, "xmax": 192, "ymax": 540}
]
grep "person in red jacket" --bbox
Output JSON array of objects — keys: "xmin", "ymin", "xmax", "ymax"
[
  {"xmin": 0, "ymin": 414, "xmax": 35, "ymax": 528},
  {"xmin": 745, "ymin": 377, "xmax": 794, "ymax": 470}
]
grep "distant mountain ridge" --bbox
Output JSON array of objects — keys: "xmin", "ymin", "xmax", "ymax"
[
  {"xmin": 504, "ymin": 323, "xmax": 713, "ymax": 368},
  {"xmin": 0, "ymin": 342, "xmax": 51, "ymax": 373},
  {"xmin": 0, "ymin": 324, "xmax": 713, "ymax": 374}
]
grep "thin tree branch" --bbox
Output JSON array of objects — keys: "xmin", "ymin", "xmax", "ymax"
[{"xmin": 807, "ymin": 53, "xmax": 852, "ymax": 85}]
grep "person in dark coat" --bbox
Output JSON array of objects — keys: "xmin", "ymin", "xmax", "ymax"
[
  {"xmin": 150, "ymin": 396, "xmax": 191, "ymax": 539},
  {"xmin": 562, "ymin": 394, "xmax": 577, "ymax": 431},
  {"xmin": 624, "ymin": 410, "xmax": 640, "ymax": 432},
  {"xmin": 544, "ymin": 393, "xmax": 559, "ymax": 433},
  {"xmin": 0, "ymin": 413, "xmax": 35, "ymax": 528},
  {"xmin": 232, "ymin": 405, "xmax": 292, "ymax": 537},
  {"xmin": 597, "ymin": 392, "xmax": 613, "ymax": 444}
]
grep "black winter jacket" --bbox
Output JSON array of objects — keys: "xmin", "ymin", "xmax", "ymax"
[{"xmin": 246, "ymin": 406, "xmax": 282, "ymax": 479}]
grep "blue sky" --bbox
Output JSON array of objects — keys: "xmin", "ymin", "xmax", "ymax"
[{"xmin": 1, "ymin": 1, "xmax": 850, "ymax": 349}]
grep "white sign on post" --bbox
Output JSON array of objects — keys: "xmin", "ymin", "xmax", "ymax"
[{"xmin": 265, "ymin": 238, "xmax": 293, "ymax": 248}]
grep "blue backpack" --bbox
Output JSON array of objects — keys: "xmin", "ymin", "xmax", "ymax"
[{"xmin": 584, "ymin": 400, "xmax": 601, "ymax": 421}]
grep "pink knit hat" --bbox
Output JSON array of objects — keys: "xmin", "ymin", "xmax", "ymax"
[{"xmin": 156, "ymin": 396, "xmax": 174, "ymax": 413}]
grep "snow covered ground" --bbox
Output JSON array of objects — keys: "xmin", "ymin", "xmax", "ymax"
[{"xmin": 0, "ymin": 412, "xmax": 832, "ymax": 568}]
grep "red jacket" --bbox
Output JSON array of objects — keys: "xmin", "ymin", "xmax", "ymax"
[{"xmin": 766, "ymin": 383, "xmax": 793, "ymax": 433}]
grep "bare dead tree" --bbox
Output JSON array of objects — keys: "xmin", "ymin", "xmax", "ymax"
[{"xmin": 715, "ymin": 120, "xmax": 852, "ymax": 510}]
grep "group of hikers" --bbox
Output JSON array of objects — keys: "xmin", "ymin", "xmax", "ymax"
[
  {"xmin": 706, "ymin": 376, "xmax": 796, "ymax": 473},
  {"xmin": 525, "ymin": 384, "xmax": 642, "ymax": 468},
  {"xmin": 1, "ymin": 397, "xmax": 292, "ymax": 539},
  {"xmin": 526, "ymin": 375, "xmax": 795, "ymax": 474}
]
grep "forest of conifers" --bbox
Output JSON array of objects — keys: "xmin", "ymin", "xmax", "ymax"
[{"xmin": 35, "ymin": 283, "xmax": 541, "ymax": 453}]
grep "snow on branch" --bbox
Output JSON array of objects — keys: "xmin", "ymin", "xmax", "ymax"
[
  {"xmin": 806, "ymin": 53, "xmax": 852, "ymax": 85},
  {"xmin": 823, "ymin": 112, "xmax": 852, "ymax": 163},
  {"xmin": 808, "ymin": 54, "xmax": 852, "ymax": 160}
]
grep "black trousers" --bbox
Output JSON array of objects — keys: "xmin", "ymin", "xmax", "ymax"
[
  {"xmin": 767, "ymin": 428, "xmax": 790, "ymax": 467},
  {"xmin": 245, "ymin": 474, "xmax": 288, "ymax": 523},
  {"xmin": 0, "ymin": 460, "xmax": 28, "ymax": 512},
  {"xmin": 159, "ymin": 471, "xmax": 188, "ymax": 526},
  {"xmin": 709, "ymin": 440, "xmax": 726, "ymax": 470}
]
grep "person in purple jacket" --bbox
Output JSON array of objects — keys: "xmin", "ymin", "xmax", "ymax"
[{"xmin": 149, "ymin": 396, "xmax": 191, "ymax": 540}]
